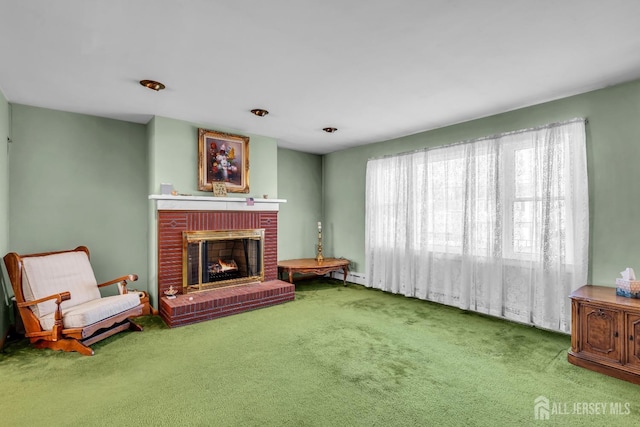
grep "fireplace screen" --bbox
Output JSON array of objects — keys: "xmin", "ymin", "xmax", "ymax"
[{"xmin": 182, "ymin": 229, "xmax": 264, "ymax": 293}]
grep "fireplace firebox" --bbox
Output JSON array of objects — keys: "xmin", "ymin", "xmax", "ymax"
[{"xmin": 182, "ymin": 229, "xmax": 264, "ymax": 293}]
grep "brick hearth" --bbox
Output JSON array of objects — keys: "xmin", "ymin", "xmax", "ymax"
[
  {"xmin": 156, "ymin": 208, "xmax": 292, "ymax": 327},
  {"xmin": 160, "ymin": 280, "xmax": 295, "ymax": 327}
]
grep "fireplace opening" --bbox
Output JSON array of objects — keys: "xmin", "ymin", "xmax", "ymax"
[{"xmin": 183, "ymin": 229, "xmax": 265, "ymax": 293}]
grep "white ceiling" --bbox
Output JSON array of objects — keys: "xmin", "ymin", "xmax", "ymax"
[{"xmin": 1, "ymin": 1, "xmax": 640, "ymax": 155}]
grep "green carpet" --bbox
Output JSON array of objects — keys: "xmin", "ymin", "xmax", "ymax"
[{"xmin": 1, "ymin": 280, "xmax": 638, "ymax": 426}]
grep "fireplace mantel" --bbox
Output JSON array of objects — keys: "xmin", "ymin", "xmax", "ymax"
[{"xmin": 149, "ymin": 194, "xmax": 286, "ymax": 211}]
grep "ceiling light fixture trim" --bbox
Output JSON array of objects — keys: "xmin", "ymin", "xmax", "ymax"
[
  {"xmin": 250, "ymin": 108, "xmax": 269, "ymax": 117},
  {"xmin": 323, "ymin": 127, "xmax": 338, "ymax": 133},
  {"xmin": 140, "ymin": 79, "xmax": 166, "ymax": 91}
]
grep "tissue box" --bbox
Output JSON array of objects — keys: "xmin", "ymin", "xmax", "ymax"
[{"xmin": 616, "ymin": 278, "xmax": 640, "ymax": 298}]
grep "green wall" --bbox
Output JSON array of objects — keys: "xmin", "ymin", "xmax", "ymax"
[
  {"xmin": 0, "ymin": 91, "xmax": 9, "ymax": 342},
  {"xmin": 324, "ymin": 79, "xmax": 640, "ymax": 286},
  {"xmin": 8, "ymin": 104, "xmax": 148, "ymax": 294},
  {"xmin": 148, "ymin": 116, "xmax": 278, "ymax": 198},
  {"xmin": 276, "ymin": 148, "xmax": 323, "ymax": 260},
  {"xmin": 146, "ymin": 117, "xmax": 158, "ymax": 307}
]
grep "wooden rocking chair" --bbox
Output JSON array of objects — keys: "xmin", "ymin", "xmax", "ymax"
[{"xmin": 3, "ymin": 246, "xmax": 143, "ymax": 356}]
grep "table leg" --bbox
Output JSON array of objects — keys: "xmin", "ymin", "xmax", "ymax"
[
  {"xmin": 342, "ymin": 267, "xmax": 348, "ymax": 286},
  {"xmin": 288, "ymin": 270, "xmax": 294, "ymax": 284}
]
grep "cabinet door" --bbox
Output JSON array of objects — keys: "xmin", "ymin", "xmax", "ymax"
[
  {"xmin": 626, "ymin": 313, "xmax": 640, "ymax": 369},
  {"xmin": 580, "ymin": 304, "xmax": 622, "ymax": 363}
]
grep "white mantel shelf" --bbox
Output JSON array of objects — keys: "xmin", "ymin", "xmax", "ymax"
[{"xmin": 149, "ymin": 194, "xmax": 287, "ymax": 212}]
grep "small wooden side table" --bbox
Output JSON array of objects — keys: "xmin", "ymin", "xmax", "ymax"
[{"xmin": 278, "ymin": 258, "xmax": 350, "ymax": 286}]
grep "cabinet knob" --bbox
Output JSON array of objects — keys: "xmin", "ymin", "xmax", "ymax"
[
  {"xmin": 614, "ymin": 331, "xmax": 619, "ymax": 337},
  {"xmin": 630, "ymin": 335, "xmax": 634, "ymax": 341}
]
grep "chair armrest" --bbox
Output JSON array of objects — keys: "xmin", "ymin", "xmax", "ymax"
[
  {"xmin": 98, "ymin": 274, "xmax": 138, "ymax": 288},
  {"xmin": 98, "ymin": 274, "xmax": 138, "ymax": 294},
  {"xmin": 18, "ymin": 291, "xmax": 70, "ymax": 340},
  {"xmin": 17, "ymin": 291, "xmax": 71, "ymax": 308}
]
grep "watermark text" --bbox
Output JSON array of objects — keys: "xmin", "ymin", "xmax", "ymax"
[{"xmin": 534, "ymin": 396, "xmax": 631, "ymax": 420}]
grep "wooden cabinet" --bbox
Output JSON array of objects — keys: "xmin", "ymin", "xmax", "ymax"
[
  {"xmin": 627, "ymin": 313, "xmax": 640, "ymax": 369},
  {"xmin": 580, "ymin": 304, "xmax": 622, "ymax": 363},
  {"xmin": 569, "ymin": 285, "xmax": 640, "ymax": 384}
]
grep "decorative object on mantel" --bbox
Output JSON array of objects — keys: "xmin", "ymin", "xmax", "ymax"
[
  {"xmin": 212, "ymin": 182, "xmax": 227, "ymax": 197},
  {"xmin": 316, "ymin": 221, "xmax": 324, "ymax": 263},
  {"xmin": 616, "ymin": 267, "xmax": 640, "ymax": 298},
  {"xmin": 161, "ymin": 183, "xmax": 174, "ymax": 195},
  {"xmin": 246, "ymin": 197, "xmax": 255, "ymax": 206},
  {"xmin": 164, "ymin": 285, "xmax": 178, "ymax": 299},
  {"xmin": 198, "ymin": 128, "xmax": 249, "ymax": 193}
]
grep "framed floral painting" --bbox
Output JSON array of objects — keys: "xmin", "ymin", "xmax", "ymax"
[{"xmin": 198, "ymin": 128, "xmax": 249, "ymax": 193}]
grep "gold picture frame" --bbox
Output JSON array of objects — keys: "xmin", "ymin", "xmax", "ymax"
[{"xmin": 198, "ymin": 128, "xmax": 250, "ymax": 193}]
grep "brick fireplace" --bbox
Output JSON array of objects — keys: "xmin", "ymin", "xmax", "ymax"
[{"xmin": 151, "ymin": 195, "xmax": 294, "ymax": 327}]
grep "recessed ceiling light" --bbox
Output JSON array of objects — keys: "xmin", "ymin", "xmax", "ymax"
[
  {"xmin": 140, "ymin": 80, "xmax": 165, "ymax": 91},
  {"xmin": 250, "ymin": 109, "xmax": 269, "ymax": 117},
  {"xmin": 323, "ymin": 127, "xmax": 338, "ymax": 133}
]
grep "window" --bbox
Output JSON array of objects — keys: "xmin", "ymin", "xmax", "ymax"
[
  {"xmin": 419, "ymin": 147, "xmax": 498, "ymax": 256},
  {"xmin": 365, "ymin": 119, "xmax": 589, "ymax": 333},
  {"xmin": 370, "ymin": 131, "xmax": 573, "ymax": 262}
]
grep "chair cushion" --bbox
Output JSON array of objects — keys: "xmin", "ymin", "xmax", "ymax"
[
  {"xmin": 39, "ymin": 293, "xmax": 141, "ymax": 330},
  {"xmin": 22, "ymin": 251, "xmax": 101, "ymax": 318}
]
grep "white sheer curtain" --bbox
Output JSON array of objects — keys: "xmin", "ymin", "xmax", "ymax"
[{"xmin": 365, "ymin": 119, "xmax": 588, "ymax": 333}]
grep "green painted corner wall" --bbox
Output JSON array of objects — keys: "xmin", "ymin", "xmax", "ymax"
[
  {"xmin": 277, "ymin": 148, "xmax": 322, "ymax": 260},
  {"xmin": 2, "ymin": 103, "xmax": 311, "ymax": 324},
  {"xmin": 8, "ymin": 104, "xmax": 149, "ymax": 294},
  {"xmin": 0, "ymin": 90, "xmax": 9, "ymax": 341},
  {"xmin": 323, "ymin": 79, "xmax": 640, "ymax": 285}
]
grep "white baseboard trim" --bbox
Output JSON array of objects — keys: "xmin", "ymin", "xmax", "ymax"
[{"xmin": 330, "ymin": 270, "xmax": 367, "ymax": 286}]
